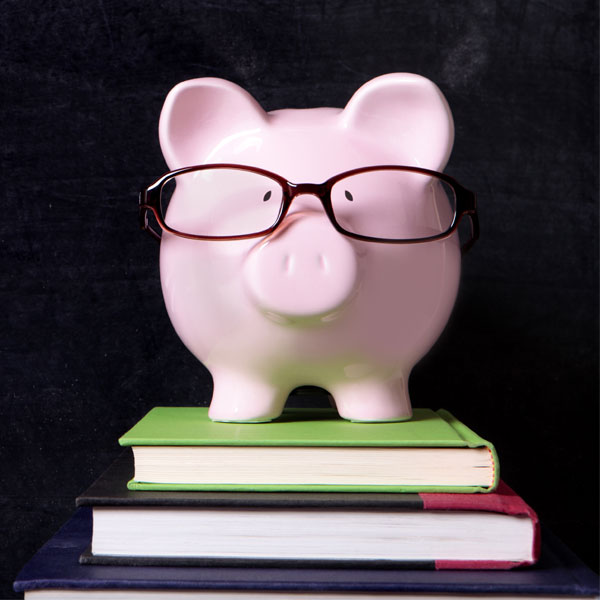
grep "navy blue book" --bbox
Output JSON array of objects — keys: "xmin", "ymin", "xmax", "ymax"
[{"xmin": 14, "ymin": 508, "xmax": 599, "ymax": 598}]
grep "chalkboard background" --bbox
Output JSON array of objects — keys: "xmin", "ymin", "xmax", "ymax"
[{"xmin": 1, "ymin": 1, "xmax": 597, "ymax": 596}]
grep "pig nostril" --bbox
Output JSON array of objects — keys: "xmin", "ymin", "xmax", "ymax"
[
  {"xmin": 318, "ymin": 254, "xmax": 329, "ymax": 273},
  {"xmin": 283, "ymin": 254, "xmax": 294, "ymax": 275}
]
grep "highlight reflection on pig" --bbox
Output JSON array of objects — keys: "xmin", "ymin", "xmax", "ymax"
[{"xmin": 139, "ymin": 73, "xmax": 478, "ymax": 423}]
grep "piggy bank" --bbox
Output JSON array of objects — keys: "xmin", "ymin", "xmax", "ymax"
[{"xmin": 140, "ymin": 73, "xmax": 477, "ymax": 423}]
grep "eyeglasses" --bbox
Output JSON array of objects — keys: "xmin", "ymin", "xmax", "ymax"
[{"xmin": 139, "ymin": 164, "xmax": 479, "ymax": 253}]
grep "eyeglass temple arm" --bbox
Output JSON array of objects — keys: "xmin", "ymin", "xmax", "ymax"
[
  {"xmin": 458, "ymin": 189, "xmax": 479, "ymax": 255},
  {"xmin": 460, "ymin": 213, "xmax": 479, "ymax": 255},
  {"xmin": 139, "ymin": 190, "xmax": 162, "ymax": 241}
]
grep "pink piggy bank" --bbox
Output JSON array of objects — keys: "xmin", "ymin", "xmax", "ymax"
[{"xmin": 140, "ymin": 73, "xmax": 478, "ymax": 423}]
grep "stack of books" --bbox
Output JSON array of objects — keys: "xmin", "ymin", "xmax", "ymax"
[{"xmin": 14, "ymin": 406, "xmax": 599, "ymax": 598}]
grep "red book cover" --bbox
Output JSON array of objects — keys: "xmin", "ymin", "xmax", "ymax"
[{"xmin": 421, "ymin": 480, "xmax": 541, "ymax": 569}]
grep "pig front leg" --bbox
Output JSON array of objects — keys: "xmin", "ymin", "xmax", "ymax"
[
  {"xmin": 208, "ymin": 367, "xmax": 288, "ymax": 423},
  {"xmin": 331, "ymin": 375, "xmax": 412, "ymax": 422}
]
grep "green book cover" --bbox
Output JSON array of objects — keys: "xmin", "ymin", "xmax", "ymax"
[{"xmin": 119, "ymin": 407, "xmax": 499, "ymax": 493}]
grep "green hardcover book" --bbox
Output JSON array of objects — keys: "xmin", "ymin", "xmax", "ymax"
[{"xmin": 119, "ymin": 407, "xmax": 499, "ymax": 493}]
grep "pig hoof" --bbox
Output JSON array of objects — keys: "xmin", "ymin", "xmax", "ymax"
[
  {"xmin": 208, "ymin": 370, "xmax": 287, "ymax": 423},
  {"xmin": 332, "ymin": 378, "xmax": 412, "ymax": 422}
]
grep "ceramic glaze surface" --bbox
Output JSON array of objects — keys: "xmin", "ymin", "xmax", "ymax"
[{"xmin": 157, "ymin": 73, "xmax": 461, "ymax": 422}]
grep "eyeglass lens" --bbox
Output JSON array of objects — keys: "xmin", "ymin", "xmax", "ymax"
[
  {"xmin": 331, "ymin": 170, "xmax": 456, "ymax": 240},
  {"xmin": 161, "ymin": 168, "xmax": 284, "ymax": 237}
]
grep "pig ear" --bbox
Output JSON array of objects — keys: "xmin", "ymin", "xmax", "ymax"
[
  {"xmin": 158, "ymin": 78, "xmax": 268, "ymax": 169},
  {"xmin": 341, "ymin": 73, "xmax": 454, "ymax": 171}
]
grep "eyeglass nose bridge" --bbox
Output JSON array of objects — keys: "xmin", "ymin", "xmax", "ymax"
[
  {"xmin": 279, "ymin": 181, "xmax": 336, "ymax": 226},
  {"xmin": 287, "ymin": 181, "xmax": 327, "ymax": 196},
  {"xmin": 285, "ymin": 180, "xmax": 331, "ymax": 205}
]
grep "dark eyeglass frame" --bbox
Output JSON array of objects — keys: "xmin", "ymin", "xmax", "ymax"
[{"xmin": 139, "ymin": 164, "xmax": 479, "ymax": 254}]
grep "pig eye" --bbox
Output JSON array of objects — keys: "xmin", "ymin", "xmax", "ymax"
[
  {"xmin": 263, "ymin": 191, "xmax": 272, "ymax": 202},
  {"xmin": 345, "ymin": 190, "xmax": 354, "ymax": 202}
]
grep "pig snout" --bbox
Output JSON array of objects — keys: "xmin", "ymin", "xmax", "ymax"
[{"xmin": 243, "ymin": 214, "xmax": 358, "ymax": 318}]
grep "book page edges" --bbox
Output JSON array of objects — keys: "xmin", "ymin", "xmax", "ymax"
[{"xmin": 436, "ymin": 409, "xmax": 499, "ymax": 490}]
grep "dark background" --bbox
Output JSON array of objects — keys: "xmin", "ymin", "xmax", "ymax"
[{"xmin": 1, "ymin": 0, "xmax": 597, "ymax": 597}]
